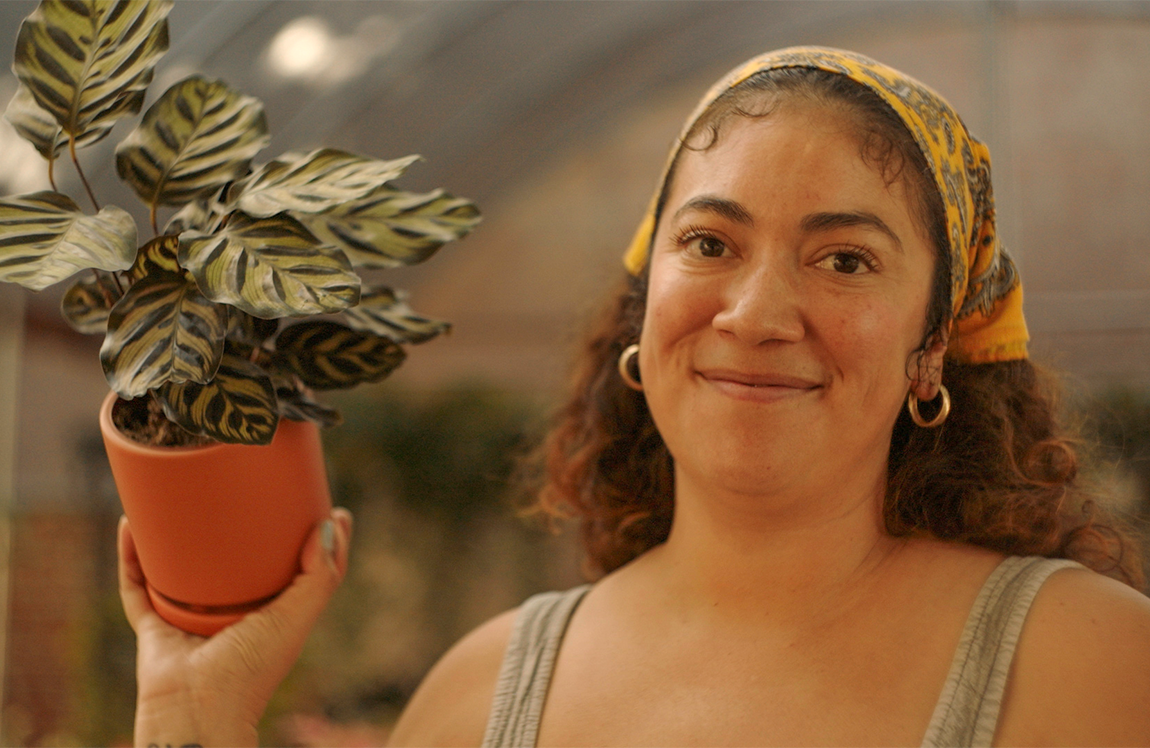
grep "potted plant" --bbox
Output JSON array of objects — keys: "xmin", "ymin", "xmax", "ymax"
[{"xmin": 1, "ymin": 0, "xmax": 480, "ymax": 635}]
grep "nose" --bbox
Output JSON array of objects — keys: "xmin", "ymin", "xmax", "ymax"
[{"xmin": 712, "ymin": 259, "xmax": 804, "ymax": 345}]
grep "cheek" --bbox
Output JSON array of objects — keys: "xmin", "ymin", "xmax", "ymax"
[
  {"xmin": 640, "ymin": 264, "xmax": 713, "ymax": 356},
  {"xmin": 819, "ymin": 292, "xmax": 922, "ymax": 386}
]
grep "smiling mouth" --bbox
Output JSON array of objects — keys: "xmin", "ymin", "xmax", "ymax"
[{"xmin": 698, "ymin": 370, "xmax": 823, "ymax": 399}]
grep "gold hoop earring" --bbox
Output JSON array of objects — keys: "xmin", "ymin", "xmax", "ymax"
[
  {"xmin": 907, "ymin": 385, "xmax": 950, "ymax": 428},
  {"xmin": 618, "ymin": 344, "xmax": 642, "ymax": 391}
]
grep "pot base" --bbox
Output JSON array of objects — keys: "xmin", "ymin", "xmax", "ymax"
[{"xmin": 147, "ymin": 583, "xmax": 280, "ymax": 637}]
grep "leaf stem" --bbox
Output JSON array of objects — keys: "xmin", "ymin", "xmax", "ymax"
[
  {"xmin": 149, "ymin": 202, "xmax": 158, "ymax": 237},
  {"xmin": 69, "ymin": 135, "xmax": 100, "ymax": 212},
  {"xmin": 48, "ymin": 154, "xmax": 58, "ymax": 192}
]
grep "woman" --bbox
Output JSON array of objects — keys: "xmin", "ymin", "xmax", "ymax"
[{"xmin": 120, "ymin": 48, "xmax": 1150, "ymax": 747}]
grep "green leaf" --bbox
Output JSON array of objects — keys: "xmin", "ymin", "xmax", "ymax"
[
  {"xmin": 299, "ymin": 187, "xmax": 480, "ymax": 269},
  {"xmin": 178, "ymin": 211, "xmax": 359, "ymax": 319},
  {"xmin": 100, "ymin": 270, "xmax": 228, "ymax": 398},
  {"xmin": 13, "ymin": 0, "xmax": 171, "ymax": 145},
  {"xmin": 115, "ymin": 75, "xmax": 269, "ymax": 207},
  {"xmin": 228, "ymin": 149, "xmax": 419, "ymax": 218},
  {"xmin": 341, "ymin": 286, "xmax": 450, "ymax": 344},
  {"xmin": 158, "ymin": 349, "xmax": 278, "ymax": 445},
  {"xmin": 273, "ymin": 321, "xmax": 405, "ymax": 390},
  {"xmin": 0, "ymin": 191, "xmax": 137, "ymax": 290},
  {"xmin": 61, "ymin": 270, "xmax": 122, "ymax": 334}
]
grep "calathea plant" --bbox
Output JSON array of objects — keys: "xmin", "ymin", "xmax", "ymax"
[{"xmin": 1, "ymin": 0, "xmax": 479, "ymax": 446}]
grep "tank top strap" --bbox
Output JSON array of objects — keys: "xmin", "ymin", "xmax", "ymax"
[
  {"xmin": 481, "ymin": 584, "xmax": 592, "ymax": 748},
  {"xmin": 921, "ymin": 555, "xmax": 1084, "ymax": 747}
]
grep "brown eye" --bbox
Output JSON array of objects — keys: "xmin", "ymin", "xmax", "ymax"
[
  {"xmin": 832, "ymin": 253, "xmax": 861, "ymax": 273},
  {"xmin": 697, "ymin": 236, "xmax": 727, "ymax": 257}
]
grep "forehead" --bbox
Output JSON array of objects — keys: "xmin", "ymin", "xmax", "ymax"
[{"xmin": 666, "ymin": 103, "xmax": 917, "ymax": 219}]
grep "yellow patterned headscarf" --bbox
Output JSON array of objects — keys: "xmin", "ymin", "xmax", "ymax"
[{"xmin": 623, "ymin": 47, "xmax": 1028, "ymax": 364}]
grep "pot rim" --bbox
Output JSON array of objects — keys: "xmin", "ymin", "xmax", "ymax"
[{"xmin": 99, "ymin": 390, "xmax": 237, "ymax": 456}]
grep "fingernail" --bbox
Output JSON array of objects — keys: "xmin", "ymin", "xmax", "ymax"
[{"xmin": 321, "ymin": 519, "xmax": 335, "ymax": 555}]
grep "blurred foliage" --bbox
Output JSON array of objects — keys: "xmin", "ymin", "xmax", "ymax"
[
  {"xmin": 326, "ymin": 385, "xmax": 538, "ymax": 523},
  {"xmin": 1077, "ymin": 385, "xmax": 1150, "ymax": 584},
  {"xmin": 1086, "ymin": 387, "xmax": 1150, "ymax": 487}
]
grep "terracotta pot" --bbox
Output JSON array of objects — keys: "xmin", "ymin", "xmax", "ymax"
[{"xmin": 99, "ymin": 391, "xmax": 332, "ymax": 636}]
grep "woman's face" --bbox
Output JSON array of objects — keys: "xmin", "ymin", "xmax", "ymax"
[{"xmin": 640, "ymin": 102, "xmax": 941, "ymax": 499}]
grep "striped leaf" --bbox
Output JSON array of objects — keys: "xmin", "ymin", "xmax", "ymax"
[
  {"xmin": 115, "ymin": 76, "xmax": 269, "ymax": 207},
  {"xmin": 300, "ymin": 187, "xmax": 480, "ymax": 269},
  {"xmin": 129, "ymin": 234, "xmax": 181, "ymax": 279},
  {"xmin": 100, "ymin": 270, "xmax": 228, "ymax": 398},
  {"xmin": 228, "ymin": 308, "xmax": 279, "ymax": 347},
  {"xmin": 341, "ymin": 286, "xmax": 450, "ymax": 344},
  {"xmin": 228, "ymin": 149, "xmax": 419, "ymax": 218},
  {"xmin": 178, "ymin": 211, "xmax": 359, "ymax": 319},
  {"xmin": 13, "ymin": 0, "xmax": 171, "ymax": 145},
  {"xmin": 4, "ymin": 83, "xmax": 64, "ymax": 158},
  {"xmin": 2, "ymin": 82, "xmax": 103, "ymax": 160},
  {"xmin": 270, "ymin": 372, "xmax": 342, "ymax": 428},
  {"xmin": 61, "ymin": 270, "xmax": 122, "ymax": 334},
  {"xmin": 164, "ymin": 194, "xmax": 228, "ymax": 235},
  {"xmin": 273, "ymin": 321, "xmax": 405, "ymax": 391},
  {"xmin": 158, "ymin": 349, "xmax": 278, "ymax": 445},
  {"xmin": 0, "ymin": 191, "xmax": 136, "ymax": 290}
]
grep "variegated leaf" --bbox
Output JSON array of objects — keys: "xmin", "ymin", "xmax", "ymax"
[
  {"xmin": 341, "ymin": 286, "xmax": 450, "ymax": 344},
  {"xmin": 115, "ymin": 76, "xmax": 269, "ymax": 207},
  {"xmin": 273, "ymin": 321, "xmax": 405, "ymax": 390},
  {"xmin": 101, "ymin": 270, "xmax": 227, "ymax": 398},
  {"xmin": 129, "ymin": 234, "xmax": 181, "ymax": 279},
  {"xmin": 228, "ymin": 149, "xmax": 419, "ymax": 218},
  {"xmin": 1, "ymin": 82, "xmax": 102, "ymax": 159},
  {"xmin": 163, "ymin": 194, "xmax": 228, "ymax": 235},
  {"xmin": 61, "ymin": 270, "xmax": 123, "ymax": 334},
  {"xmin": 300, "ymin": 187, "xmax": 480, "ymax": 269},
  {"xmin": 270, "ymin": 372, "xmax": 342, "ymax": 428},
  {"xmin": 13, "ymin": 0, "xmax": 171, "ymax": 144},
  {"xmin": 178, "ymin": 211, "xmax": 359, "ymax": 319},
  {"xmin": 158, "ymin": 349, "xmax": 278, "ymax": 445},
  {"xmin": 0, "ymin": 191, "xmax": 137, "ymax": 290},
  {"xmin": 227, "ymin": 307, "xmax": 279, "ymax": 347}
]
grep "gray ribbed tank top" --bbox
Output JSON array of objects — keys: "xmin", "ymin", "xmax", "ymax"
[{"xmin": 481, "ymin": 555, "xmax": 1082, "ymax": 748}]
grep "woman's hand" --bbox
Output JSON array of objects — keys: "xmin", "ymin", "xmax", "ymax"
[{"xmin": 118, "ymin": 508, "xmax": 352, "ymax": 748}]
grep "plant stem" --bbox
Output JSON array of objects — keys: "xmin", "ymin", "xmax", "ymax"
[
  {"xmin": 69, "ymin": 135, "xmax": 99, "ymax": 212},
  {"xmin": 47, "ymin": 153, "xmax": 58, "ymax": 192},
  {"xmin": 149, "ymin": 202, "xmax": 158, "ymax": 236}
]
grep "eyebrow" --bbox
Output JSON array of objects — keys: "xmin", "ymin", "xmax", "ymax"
[
  {"xmin": 801, "ymin": 211, "xmax": 903, "ymax": 251},
  {"xmin": 672, "ymin": 196, "xmax": 755, "ymax": 226}
]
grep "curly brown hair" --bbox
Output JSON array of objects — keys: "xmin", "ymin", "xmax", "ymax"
[{"xmin": 525, "ymin": 68, "xmax": 1144, "ymax": 588}]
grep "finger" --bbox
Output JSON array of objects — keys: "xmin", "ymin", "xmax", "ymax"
[
  {"xmin": 118, "ymin": 515, "xmax": 155, "ymax": 632},
  {"xmin": 219, "ymin": 512, "xmax": 352, "ymax": 680},
  {"xmin": 330, "ymin": 507, "xmax": 353, "ymax": 576}
]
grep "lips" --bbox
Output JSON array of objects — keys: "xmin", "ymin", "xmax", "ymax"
[{"xmin": 697, "ymin": 368, "xmax": 823, "ymax": 400}]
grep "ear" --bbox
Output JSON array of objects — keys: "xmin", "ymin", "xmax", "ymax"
[{"xmin": 910, "ymin": 328, "xmax": 949, "ymax": 401}]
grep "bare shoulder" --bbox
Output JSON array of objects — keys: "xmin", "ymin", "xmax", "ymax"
[
  {"xmin": 388, "ymin": 607, "xmax": 518, "ymax": 747},
  {"xmin": 995, "ymin": 565, "xmax": 1150, "ymax": 746}
]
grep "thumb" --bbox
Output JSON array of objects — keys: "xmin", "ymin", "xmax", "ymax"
[{"xmin": 213, "ymin": 509, "xmax": 352, "ymax": 700}]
